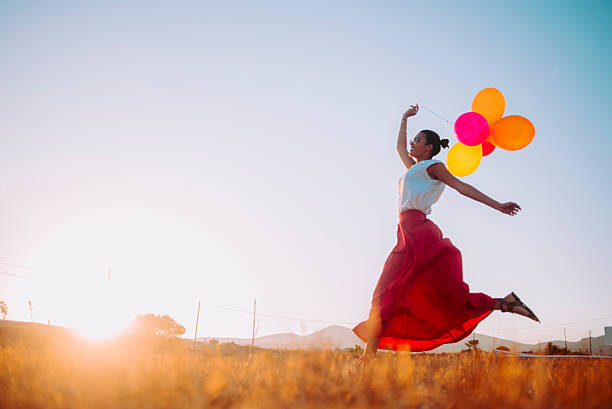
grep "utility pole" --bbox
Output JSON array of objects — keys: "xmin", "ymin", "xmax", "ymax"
[
  {"xmin": 194, "ymin": 301, "xmax": 201, "ymax": 343},
  {"xmin": 251, "ymin": 298, "xmax": 257, "ymax": 349},
  {"xmin": 564, "ymin": 328, "xmax": 567, "ymax": 352},
  {"xmin": 538, "ymin": 340, "xmax": 541, "ymax": 352},
  {"xmin": 27, "ymin": 300, "xmax": 33, "ymax": 322},
  {"xmin": 589, "ymin": 330, "xmax": 592, "ymax": 356}
]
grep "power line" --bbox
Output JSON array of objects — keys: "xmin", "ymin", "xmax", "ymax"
[
  {"xmin": 0, "ymin": 262, "xmax": 34, "ymax": 270},
  {"xmin": 209, "ymin": 303, "xmax": 612, "ymax": 329},
  {"xmin": 2, "ymin": 258, "xmax": 610, "ymax": 330},
  {"xmin": 215, "ymin": 302, "xmax": 612, "ymax": 329},
  {"xmin": 209, "ymin": 304, "xmax": 354, "ymax": 326},
  {"xmin": 0, "ymin": 270, "xmax": 36, "ymax": 280},
  {"xmin": 480, "ymin": 314, "xmax": 612, "ymax": 331},
  {"xmin": 0, "ymin": 261, "xmax": 105, "ymax": 282},
  {"xmin": 1, "ymin": 258, "xmax": 609, "ymax": 331},
  {"xmin": 3, "ymin": 261, "xmax": 609, "ymax": 329}
]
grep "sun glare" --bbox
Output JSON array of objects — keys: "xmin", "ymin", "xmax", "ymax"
[
  {"xmin": 73, "ymin": 293, "xmax": 134, "ymax": 341},
  {"xmin": 69, "ymin": 284, "xmax": 134, "ymax": 341},
  {"xmin": 76, "ymin": 318, "xmax": 127, "ymax": 341}
]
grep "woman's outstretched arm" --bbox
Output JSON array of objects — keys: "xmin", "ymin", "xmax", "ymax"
[
  {"xmin": 397, "ymin": 104, "xmax": 418, "ymax": 170},
  {"xmin": 428, "ymin": 163, "xmax": 521, "ymax": 216}
]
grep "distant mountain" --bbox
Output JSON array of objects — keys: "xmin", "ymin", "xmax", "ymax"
[
  {"xmin": 197, "ymin": 325, "xmax": 363, "ymax": 350},
  {"xmin": 197, "ymin": 324, "xmax": 612, "ymax": 355}
]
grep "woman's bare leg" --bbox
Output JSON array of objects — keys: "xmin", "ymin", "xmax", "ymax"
[
  {"xmin": 364, "ymin": 335, "xmax": 381, "ymax": 358},
  {"xmin": 362, "ymin": 301, "xmax": 382, "ymax": 359}
]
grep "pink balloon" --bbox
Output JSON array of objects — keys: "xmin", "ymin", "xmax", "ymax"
[{"xmin": 454, "ymin": 112, "xmax": 490, "ymax": 146}]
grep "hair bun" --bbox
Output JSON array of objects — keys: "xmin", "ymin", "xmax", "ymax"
[{"xmin": 440, "ymin": 139, "xmax": 450, "ymax": 149}]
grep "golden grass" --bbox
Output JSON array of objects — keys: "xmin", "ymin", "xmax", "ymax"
[{"xmin": 1, "ymin": 331, "xmax": 611, "ymax": 409}]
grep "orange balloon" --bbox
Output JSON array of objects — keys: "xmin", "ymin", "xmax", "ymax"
[
  {"xmin": 471, "ymin": 88, "xmax": 505, "ymax": 125},
  {"xmin": 489, "ymin": 115, "xmax": 535, "ymax": 151}
]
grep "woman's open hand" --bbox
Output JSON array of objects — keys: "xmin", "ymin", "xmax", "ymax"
[
  {"xmin": 497, "ymin": 202, "xmax": 521, "ymax": 216},
  {"xmin": 403, "ymin": 104, "xmax": 419, "ymax": 119}
]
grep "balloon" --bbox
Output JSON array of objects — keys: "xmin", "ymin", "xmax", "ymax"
[
  {"xmin": 447, "ymin": 142, "xmax": 482, "ymax": 177},
  {"xmin": 489, "ymin": 115, "xmax": 535, "ymax": 151},
  {"xmin": 454, "ymin": 112, "xmax": 489, "ymax": 146},
  {"xmin": 471, "ymin": 88, "xmax": 505, "ymax": 125},
  {"xmin": 482, "ymin": 137, "xmax": 496, "ymax": 156}
]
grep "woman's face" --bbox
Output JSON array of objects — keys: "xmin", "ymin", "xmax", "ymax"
[{"xmin": 409, "ymin": 132, "xmax": 433, "ymax": 158}]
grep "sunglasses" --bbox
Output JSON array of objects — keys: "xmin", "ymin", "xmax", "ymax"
[{"xmin": 410, "ymin": 135, "xmax": 423, "ymax": 145}]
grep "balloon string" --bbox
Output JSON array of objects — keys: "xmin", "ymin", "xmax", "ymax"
[
  {"xmin": 420, "ymin": 105, "xmax": 452, "ymax": 124},
  {"xmin": 406, "ymin": 104, "xmax": 456, "ymax": 140}
]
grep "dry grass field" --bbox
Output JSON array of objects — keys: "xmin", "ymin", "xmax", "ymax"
[{"xmin": 1, "ymin": 324, "xmax": 611, "ymax": 409}]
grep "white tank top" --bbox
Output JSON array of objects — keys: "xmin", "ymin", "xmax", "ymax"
[{"xmin": 398, "ymin": 159, "xmax": 446, "ymax": 215}]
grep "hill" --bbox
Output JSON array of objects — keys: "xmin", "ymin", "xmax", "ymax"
[
  {"xmin": 2, "ymin": 320, "xmax": 610, "ymax": 355},
  {"xmin": 198, "ymin": 324, "xmax": 612, "ymax": 354}
]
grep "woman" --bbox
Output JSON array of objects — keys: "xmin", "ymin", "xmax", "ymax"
[{"xmin": 353, "ymin": 104, "xmax": 540, "ymax": 362}]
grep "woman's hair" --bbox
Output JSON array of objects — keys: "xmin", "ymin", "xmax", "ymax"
[{"xmin": 420, "ymin": 129, "xmax": 450, "ymax": 158}]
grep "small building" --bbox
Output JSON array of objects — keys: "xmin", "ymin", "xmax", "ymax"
[{"xmin": 605, "ymin": 326, "xmax": 612, "ymax": 345}]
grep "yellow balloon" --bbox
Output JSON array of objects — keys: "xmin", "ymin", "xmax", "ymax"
[
  {"xmin": 471, "ymin": 88, "xmax": 505, "ymax": 125},
  {"xmin": 447, "ymin": 142, "xmax": 482, "ymax": 177},
  {"xmin": 489, "ymin": 115, "xmax": 535, "ymax": 151}
]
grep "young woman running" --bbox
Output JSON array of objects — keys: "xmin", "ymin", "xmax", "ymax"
[{"xmin": 353, "ymin": 104, "xmax": 540, "ymax": 362}]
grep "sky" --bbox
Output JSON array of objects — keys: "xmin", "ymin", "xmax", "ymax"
[{"xmin": 1, "ymin": 0, "xmax": 611, "ymax": 345}]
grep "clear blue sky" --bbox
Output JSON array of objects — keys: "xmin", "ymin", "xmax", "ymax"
[{"xmin": 1, "ymin": 1, "xmax": 610, "ymax": 344}]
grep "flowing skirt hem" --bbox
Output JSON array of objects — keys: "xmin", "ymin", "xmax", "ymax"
[{"xmin": 352, "ymin": 306, "xmax": 495, "ymax": 352}]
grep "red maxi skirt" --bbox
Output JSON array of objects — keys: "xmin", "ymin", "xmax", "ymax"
[{"xmin": 353, "ymin": 209, "xmax": 497, "ymax": 352}]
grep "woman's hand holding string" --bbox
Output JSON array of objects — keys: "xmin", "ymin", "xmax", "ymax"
[{"xmin": 402, "ymin": 104, "xmax": 419, "ymax": 120}]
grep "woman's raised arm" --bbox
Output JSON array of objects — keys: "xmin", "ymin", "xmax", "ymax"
[{"xmin": 397, "ymin": 104, "xmax": 419, "ymax": 170}]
